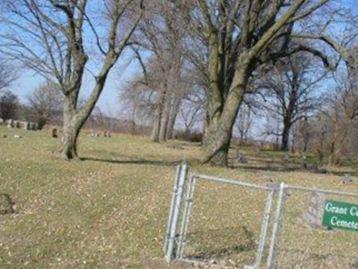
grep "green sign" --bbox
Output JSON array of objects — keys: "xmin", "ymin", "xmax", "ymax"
[{"xmin": 322, "ymin": 200, "xmax": 358, "ymax": 232}]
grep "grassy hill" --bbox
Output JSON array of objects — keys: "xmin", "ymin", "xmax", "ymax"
[{"xmin": 0, "ymin": 126, "xmax": 357, "ymax": 268}]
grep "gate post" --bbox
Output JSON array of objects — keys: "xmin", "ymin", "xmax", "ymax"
[
  {"xmin": 164, "ymin": 162, "xmax": 188, "ymax": 263},
  {"xmin": 163, "ymin": 165, "xmax": 181, "ymax": 254},
  {"xmin": 253, "ymin": 188, "xmax": 274, "ymax": 268},
  {"xmin": 176, "ymin": 175, "xmax": 197, "ymax": 259},
  {"xmin": 267, "ymin": 182, "xmax": 286, "ymax": 269}
]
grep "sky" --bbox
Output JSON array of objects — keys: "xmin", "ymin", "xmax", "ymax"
[
  {"xmin": 12, "ymin": 51, "xmax": 140, "ymax": 117},
  {"xmin": 6, "ymin": 0, "xmax": 358, "ymax": 124}
]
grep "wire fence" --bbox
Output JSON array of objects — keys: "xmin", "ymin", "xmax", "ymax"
[
  {"xmin": 274, "ymin": 188, "xmax": 358, "ymax": 269},
  {"xmin": 163, "ymin": 164, "xmax": 358, "ymax": 269}
]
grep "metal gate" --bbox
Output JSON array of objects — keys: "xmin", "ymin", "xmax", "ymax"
[{"xmin": 163, "ymin": 163, "xmax": 358, "ymax": 269}]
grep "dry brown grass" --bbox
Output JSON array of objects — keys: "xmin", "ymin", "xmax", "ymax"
[{"xmin": 0, "ymin": 126, "xmax": 357, "ymax": 268}]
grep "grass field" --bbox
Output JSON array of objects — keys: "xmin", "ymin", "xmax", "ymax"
[{"xmin": 0, "ymin": 126, "xmax": 357, "ymax": 269}]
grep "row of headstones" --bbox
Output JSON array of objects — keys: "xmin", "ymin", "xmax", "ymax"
[
  {"xmin": 90, "ymin": 131, "xmax": 112, "ymax": 137},
  {"xmin": 0, "ymin": 118, "xmax": 38, "ymax": 130}
]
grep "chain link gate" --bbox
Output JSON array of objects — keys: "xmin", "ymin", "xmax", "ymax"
[{"xmin": 163, "ymin": 164, "xmax": 358, "ymax": 269}]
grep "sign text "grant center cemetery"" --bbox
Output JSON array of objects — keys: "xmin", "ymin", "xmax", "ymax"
[{"xmin": 322, "ymin": 200, "xmax": 358, "ymax": 232}]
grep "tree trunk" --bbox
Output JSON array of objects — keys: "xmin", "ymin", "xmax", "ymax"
[
  {"xmin": 151, "ymin": 107, "xmax": 161, "ymax": 142},
  {"xmin": 203, "ymin": 80, "xmax": 246, "ymax": 166},
  {"xmin": 60, "ymin": 67, "xmax": 111, "ymax": 160},
  {"xmin": 61, "ymin": 119, "xmax": 80, "ymax": 160},
  {"xmin": 281, "ymin": 122, "xmax": 291, "ymax": 151},
  {"xmin": 61, "ymin": 98, "xmax": 81, "ymax": 160},
  {"xmin": 166, "ymin": 111, "xmax": 177, "ymax": 140},
  {"xmin": 203, "ymin": 121, "xmax": 232, "ymax": 166},
  {"xmin": 158, "ymin": 103, "xmax": 169, "ymax": 142},
  {"xmin": 202, "ymin": 55, "xmax": 250, "ymax": 166},
  {"xmin": 151, "ymin": 84, "xmax": 167, "ymax": 143}
]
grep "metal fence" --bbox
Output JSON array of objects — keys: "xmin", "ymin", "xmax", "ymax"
[{"xmin": 163, "ymin": 163, "xmax": 358, "ymax": 269}]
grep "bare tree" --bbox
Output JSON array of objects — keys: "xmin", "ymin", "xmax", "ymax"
[
  {"xmin": 179, "ymin": 92, "xmax": 205, "ymax": 136},
  {"xmin": 235, "ymin": 103, "xmax": 253, "ymax": 145},
  {"xmin": 118, "ymin": 74, "xmax": 156, "ymax": 134},
  {"xmin": 27, "ymin": 81, "xmax": 63, "ymax": 129},
  {"xmin": 323, "ymin": 73, "xmax": 357, "ymax": 165},
  {"xmin": 0, "ymin": 0, "xmax": 144, "ymax": 160},
  {"xmin": 0, "ymin": 59, "xmax": 18, "ymax": 92},
  {"xmin": 132, "ymin": 1, "xmax": 190, "ymax": 142},
  {"xmin": 188, "ymin": 0, "xmax": 353, "ymax": 166},
  {"xmin": 259, "ymin": 54, "xmax": 326, "ymax": 150}
]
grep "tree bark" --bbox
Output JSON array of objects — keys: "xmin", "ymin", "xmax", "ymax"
[
  {"xmin": 202, "ymin": 47, "xmax": 251, "ymax": 165},
  {"xmin": 203, "ymin": 67, "xmax": 247, "ymax": 166},
  {"xmin": 281, "ymin": 121, "xmax": 291, "ymax": 151},
  {"xmin": 158, "ymin": 99, "xmax": 169, "ymax": 142},
  {"xmin": 61, "ymin": 97, "xmax": 81, "ymax": 160}
]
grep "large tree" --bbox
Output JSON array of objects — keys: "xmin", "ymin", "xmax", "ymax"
[
  {"xmin": 0, "ymin": 0, "xmax": 144, "ymax": 160},
  {"xmin": 133, "ymin": 1, "xmax": 190, "ymax": 142},
  {"xmin": 190, "ymin": 0, "xmax": 347, "ymax": 166},
  {"xmin": 260, "ymin": 55, "xmax": 325, "ymax": 150}
]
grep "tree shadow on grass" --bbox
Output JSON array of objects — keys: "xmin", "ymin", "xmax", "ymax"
[{"xmin": 80, "ymin": 156, "xmax": 182, "ymax": 167}]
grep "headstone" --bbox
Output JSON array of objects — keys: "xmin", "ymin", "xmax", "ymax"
[
  {"xmin": 107, "ymin": 131, "xmax": 111, "ymax": 138},
  {"xmin": 52, "ymin": 128, "xmax": 58, "ymax": 138},
  {"xmin": 306, "ymin": 163, "xmax": 318, "ymax": 172},
  {"xmin": 6, "ymin": 119, "xmax": 13, "ymax": 128},
  {"xmin": 29, "ymin": 122, "xmax": 38, "ymax": 130},
  {"xmin": 283, "ymin": 153, "xmax": 290, "ymax": 162},
  {"xmin": 103, "ymin": 131, "xmax": 107, "ymax": 137},
  {"xmin": 23, "ymin": 121, "xmax": 29, "ymax": 130},
  {"xmin": 0, "ymin": 118, "xmax": 3, "ymax": 125},
  {"xmin": 237, "ymin": 154, "xmax": 248, "ymax": 164},
  {"xmin": 302, "ymin": 191, "xmax": 326, "ymax": 228},
  {"xmin": 340, "ymin": 174, "xmax": 353, "ymax": 185},
  {"xmin": 13, "ymin": 120, "xmax": 20, "ymax": 128},
  {"xmin": 301, "ymin": 155, "xmax": 307, "ymax": 168}
]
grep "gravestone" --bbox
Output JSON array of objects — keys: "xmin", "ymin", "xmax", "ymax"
[
  {"xmin": 302, "ymin": 191, "xmax": 326, "ymax": 228},
  {"xmin": 13, "ymin": 120, "xmax": 20, "ymax": 128},
  {"xmin": 29, "ymin": 122, "xmax": 38, "ymax": 130},
  {"xmin": 52, "ymin": 128, "xmax": 58, "ymax": 138},
  {"xmin": 340, "ymin": 174, "xmax": 353, "ymax": 185},
  {"xmin": 6, "ymin": 119, "xmax": 13, "ymax": 128},
  {"xmin": 0, "ymin": 118, "xmax": 3, "ymax": 125},
  {"xmin": 23, "ymin": 121, "xmax": 29, "ymax": 130},
  {"xmin": 237, "ymin": 153, "xmax": 248, "ymax": 164}
]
